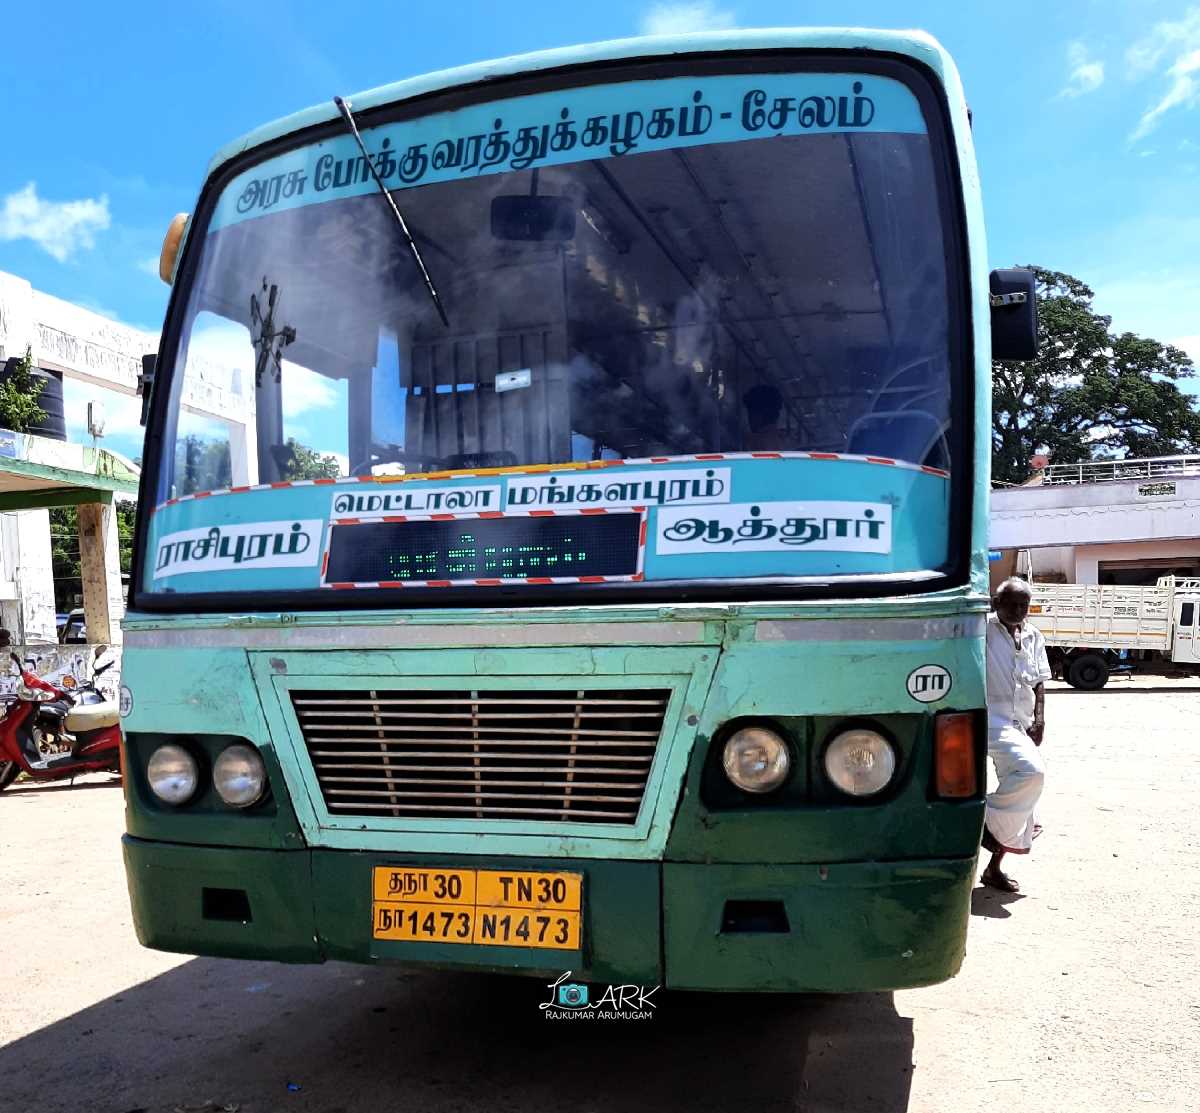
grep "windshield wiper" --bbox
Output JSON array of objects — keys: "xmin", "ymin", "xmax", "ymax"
[{"xmin": 333, "ymin": 95, "xmax": 449, "ymax": 328}]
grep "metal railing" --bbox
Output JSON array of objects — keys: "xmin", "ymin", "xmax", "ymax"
[{"xmin": 1041, "ymin": 455, "xmax": 1200, "ymax": 486}]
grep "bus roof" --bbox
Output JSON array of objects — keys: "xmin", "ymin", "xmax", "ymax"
[{"xmin": 206, "ymin": 27, "xmax": 957, "ymax": 178}]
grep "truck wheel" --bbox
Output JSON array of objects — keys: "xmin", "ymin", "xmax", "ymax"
[{"xmin": 1068, "ymin": 653, "xmax": 1110, "ymax": 691}]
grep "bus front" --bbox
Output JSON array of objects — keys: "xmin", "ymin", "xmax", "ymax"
[{"xmin": 123, "ymin": 30, "xmax": 993, "ymax": 992}]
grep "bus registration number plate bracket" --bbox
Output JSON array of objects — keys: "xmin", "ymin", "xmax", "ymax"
[{"xmin": 371, "ymin": 866, "xmax": 582, "ymax": 950}]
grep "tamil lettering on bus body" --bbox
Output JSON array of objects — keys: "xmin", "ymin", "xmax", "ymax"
[
  {"xmin": 331, "ymin": 485, "xmax": 500, "ymax": 518},
  {"xmin": 153, "ymin": 520, "xmax": 324, "ymax": 578},
  {"xmin": 505, "ymin": 468, "xmax": 729, "ymax": 512},
  {"xmin": 655, "ymin": 501, "xmax": 892, "ymax": 555},
  {"xmin": 234, "ymin": 80, "xmax": 879, "ymax": 217}
]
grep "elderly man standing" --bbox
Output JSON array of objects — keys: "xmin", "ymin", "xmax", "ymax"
[{"xmin": 982, "ymin": 577, "xmax": 1051, "ymax": 892}]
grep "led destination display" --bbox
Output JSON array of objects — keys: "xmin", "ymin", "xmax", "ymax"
[{"xmin": 323, "ymin": 513, "xmax": 643, "ymax": 584}]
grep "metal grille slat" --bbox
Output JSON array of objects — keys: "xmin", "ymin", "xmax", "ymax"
[
  {"xmin": 326, "ymin": 802, "xmax": 634, "ymax": 819},
  {"xmin": 301, "ymin": 723, "xmax": 661, "ymax": 737},
  {"xmin": 308, "ymin": 751, "xmax": 653, "ymax": 764},
  {"xmin": 306, "ymin": 738, "xmax": 659, "ymax": 750},
  {"xmin": 292, "ymin": 687, "xmax": 669, "ymax": 825},
  {"xmin": 292, "ymin": 697, "xmax": 667, "ymax": 709},
  {"xmin": 298, "ymin": 710, "xmax": 662, "ymax": 720},
  {"xmin": 316, "ymin": 777, "xmax": 648, "ymax": 786}
]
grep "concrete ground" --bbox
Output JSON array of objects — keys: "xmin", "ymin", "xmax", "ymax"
[{"xmin": 1, "ymin": 677, "xmax": 1197, "ymax": 1113}]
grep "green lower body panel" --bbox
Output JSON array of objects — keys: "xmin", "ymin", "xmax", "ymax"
[
  {"xmin": 311, "ymin": 849, "xmax": 661, "ymax": 986},
  {"xmin": 124, "ymin": 836, "xmax": 974, "ymax": 991},
  {"xmin": 663, "ymin": 858, "xmax": 976, "ymax": 992},
  {"xmin": 122, "ymin": 836, "xmax": 321, "ymax": 963}
]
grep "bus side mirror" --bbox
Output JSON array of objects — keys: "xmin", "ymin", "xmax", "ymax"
[
  {"xmin": 139, "ymin": 354, "xmax": 156, "ymax": 426},
  {"xmin": 990, "ymin": 268, "xmax": 1038, "ymax": 361}
]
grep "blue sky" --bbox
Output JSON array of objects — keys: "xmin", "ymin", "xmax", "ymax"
[{"xmin": 2, "ymin": 0, "xmax": 1199, "ymax": 461}]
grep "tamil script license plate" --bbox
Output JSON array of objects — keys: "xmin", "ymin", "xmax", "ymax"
[{"xmin": 371, "ymin": 866, "xmax": 583, "ymax": 950}]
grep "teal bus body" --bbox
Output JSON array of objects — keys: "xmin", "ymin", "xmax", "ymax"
[{"xmin": 122, "ymin": 27, "xmax": 992, "ymax": 992}]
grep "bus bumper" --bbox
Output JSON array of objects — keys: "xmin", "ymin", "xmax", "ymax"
[{"xmin": 123, "ymin": 837, "xmax": 976, "ymax": 991}]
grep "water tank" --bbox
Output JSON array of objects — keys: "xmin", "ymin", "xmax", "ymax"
[{"xmin": 0, "ymin": 358, "xmax": 67, "ymax": 440}]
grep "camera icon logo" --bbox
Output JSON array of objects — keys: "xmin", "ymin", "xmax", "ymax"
[{"xmin": 556, "ymin": 982, "xmax": 589, "ymax": 1008}]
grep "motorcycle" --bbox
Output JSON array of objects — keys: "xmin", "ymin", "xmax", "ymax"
[{"xmin": 0, "ymin": 651, "xmax": 121, "ymax": 792}]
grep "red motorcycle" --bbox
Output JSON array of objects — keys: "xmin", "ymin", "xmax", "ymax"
[{"xmin": 0, "ymin": 652, "xmax": 121, "ymax": 792}]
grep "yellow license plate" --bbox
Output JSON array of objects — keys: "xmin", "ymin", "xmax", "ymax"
[{"xmin": 371, "ymin": 867, "xmax": 582, "ymax": 950}]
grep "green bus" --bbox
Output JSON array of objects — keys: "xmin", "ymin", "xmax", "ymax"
[{"xmin": 122, "ymin": 27, "xmax": 1037, "ymax": 992}]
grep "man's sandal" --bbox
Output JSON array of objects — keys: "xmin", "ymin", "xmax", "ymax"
[{"xmin": 981, "ymin": 868, "xmax": 1019, "ymax": 893}]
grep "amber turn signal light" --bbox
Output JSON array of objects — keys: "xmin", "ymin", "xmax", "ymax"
[
  {"xmin": 159, "ymin": 213, "xmax": 189, "ymax": 285},
  {"xmin": 934, "ymin": 712, "xmax": 977, "ymax": 798}
]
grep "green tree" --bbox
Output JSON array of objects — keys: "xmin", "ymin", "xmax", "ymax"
[
  {"xmin": 178, "ymin": 433, "xmax": 232, "ymax": 493},
  {"xmin": 0, "ymin": 345, "xmax": 46, "ymax": 433},
  {"xmin": 276, "ymin": 437, "xmax": 341, "ymax": 480},
  {"xmin": 49, "ymin": 503, "xmax": 137, "ymax": 612},
  {"xmin": 116, "ymin": 503, "xmax": 136, "ymax": 572},
  {"xmin": 991, "ymin": 267, "xmax": 1200, "ymax": 485},
  {"xmin": 49, "ymin": 506, "xmax": 82, "ymax": 612}
]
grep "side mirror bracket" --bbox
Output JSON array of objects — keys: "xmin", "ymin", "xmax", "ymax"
[{"xmin": 139, "ymin": 354, "xmax": 156, "ymax": 426}]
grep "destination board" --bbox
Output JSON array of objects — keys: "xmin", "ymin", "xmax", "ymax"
[{"xmin": 323, "ymin": 512, "xmax": 643, "ymax": 585}]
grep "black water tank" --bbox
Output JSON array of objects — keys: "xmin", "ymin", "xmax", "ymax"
[{"xmin": 0, "ymin": 358, "xmax": 66, "ymax": 440}]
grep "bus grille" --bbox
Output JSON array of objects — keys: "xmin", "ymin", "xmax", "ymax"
[{"xmin": 290, "ymin": 688, "xmax": 671, "ymax": 824}]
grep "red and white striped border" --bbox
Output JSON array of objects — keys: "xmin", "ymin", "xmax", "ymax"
[
  {"xmin": 154, "ymin": 452, "xmax": 949, "ymax": 510},
  {"xmin": 318, "ymin": 507, "xmax": 648, "ymax": 590}
]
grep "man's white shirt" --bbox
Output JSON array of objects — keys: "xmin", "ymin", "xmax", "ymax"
[{"xmin": 985, "ymin": 613, "xmax": 1052, "ymax": 731}]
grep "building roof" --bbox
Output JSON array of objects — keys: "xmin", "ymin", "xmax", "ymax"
[{"xmin": 0, "ymin": 430, "xmax": 139, "ymax": 511}]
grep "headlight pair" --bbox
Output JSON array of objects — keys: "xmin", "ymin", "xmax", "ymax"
[
  {"xmin": 146, "ymin": 742, "xmax": 267, "ymax": 808},
  {"xmin": 721, "ymin": 724, "xmax": 898, "ymax": 798}
]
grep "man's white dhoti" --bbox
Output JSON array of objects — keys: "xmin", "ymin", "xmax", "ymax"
[
  {"xmin": 984, "ymin": 612, "xmax": 1051, "ymax": 855},
  {"xmin": 985, "ymin": 723, "xmax": 1046, "ymax": 853}
]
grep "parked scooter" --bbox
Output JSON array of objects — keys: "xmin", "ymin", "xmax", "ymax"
[{"xmin": 0, "ymin": 651, "xmax": 121, "ymax": 792}]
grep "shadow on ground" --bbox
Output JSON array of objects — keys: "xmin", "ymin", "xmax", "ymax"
[
  {"xmin": 970, "ymin": 885, "xmax": 1026, "ymax": 919},
  {"xmin": 0, "ymin": 958, "xmax": 915, "ymax": 1113},
  {"xmin": 4, "ymin": 775, "xmax": 123, "ymax": 797},
  {"xmin": 1049, "ymin": 685, "xmax": 1200, "ymax": 695}
]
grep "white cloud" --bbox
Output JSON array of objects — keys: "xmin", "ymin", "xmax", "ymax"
[
  {"xmin": 0, "ymin": 182, "xmax": 110, "ymax": 262},
  {"xmin": 281, "ymin": 361, "xmax": 340, "ymax": 420},
  {"xmin": 1060, "ymin": 41, "xmax": 1105, "ymax": 98},
  {"xmin": 1127, "ymin": 8, "xmax": 1200, "ymax": 140},
  {"xmin": 137, "ymin": 256, "xmax": 161, "ymax": 278},
  {"xmin": 1131, "ymin": 48, "xmax": 1200, "ymax": 140},
  {"xmin": 639, "ymin": 1, "xmax": 735, "ymax": 36},
  {"xmin": 1171, "ymin": 334, "xmax": 1200, "ymax": 369}
]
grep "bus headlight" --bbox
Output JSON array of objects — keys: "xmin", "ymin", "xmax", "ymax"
[
  {"xmin": 213, "ymin": 744, "xmax": 267, "ymax": 808},
  {"xmin": 147, "ymin": 744, "xmax": 199, "ymax": 805},
  {"xmin": 722, "ymin": 727, "xmax": 791, "ymax": 794},
  {"xmin": 823, "ymin": 728, "xmax": 896, "ymax": 797}
]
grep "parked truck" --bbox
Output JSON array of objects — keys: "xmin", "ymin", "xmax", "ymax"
[{"xmin": 1028, "ymin": 577, "xmax": 1200, "ymax": 689}]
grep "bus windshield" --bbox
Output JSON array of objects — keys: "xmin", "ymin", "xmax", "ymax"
[{"xmin": 145, "ymin": 66, "xmax": 960, "ymax": 600}]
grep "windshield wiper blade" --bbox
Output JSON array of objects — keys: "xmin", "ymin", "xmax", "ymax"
[{"xmin": 333, "ymin": 95, "xmax": 449, "ymax": 328}]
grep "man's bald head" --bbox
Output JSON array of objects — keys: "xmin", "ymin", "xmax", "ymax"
[{"xmin": 993, "ymin": 577, "xmax": 1032, "ymax": 629}]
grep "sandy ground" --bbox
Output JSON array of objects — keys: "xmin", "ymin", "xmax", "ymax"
[{"xmin": 1, "ymin": 678, "xmax": 1197, "ymax": 1113}]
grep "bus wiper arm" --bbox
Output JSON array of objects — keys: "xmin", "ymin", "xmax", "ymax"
[{"xmin": 333, "ymin": 95, "xmax": 450, "ymax": 328}]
